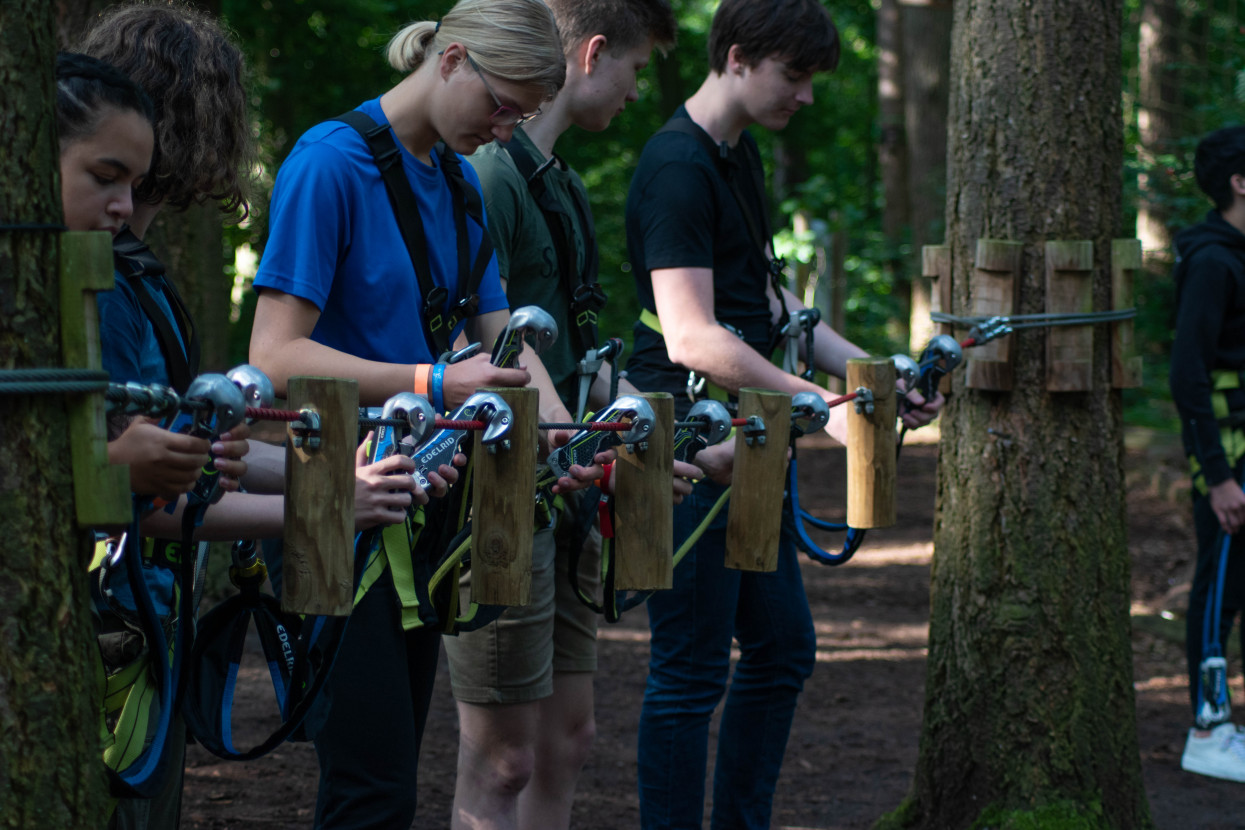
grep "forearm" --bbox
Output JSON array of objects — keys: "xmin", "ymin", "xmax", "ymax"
[
  {"xmin": 239, "ymin": 439, "xmax": 287, "ymax": 494},
  {"xmin": 251, "ymin": 336, "xmax": 415, "ymax": 406},
  {"xmin": 775, "ymin": 287, "xmax": 868, "ymax": 379},
  {"xmin": 139, "ymin": 492, "xmax": 284, "ymax": 541}
]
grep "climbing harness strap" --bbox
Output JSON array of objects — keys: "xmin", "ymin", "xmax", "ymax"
[{"xmin": 334, "ymin": 110, "xmax": 492, "ymax": 357}]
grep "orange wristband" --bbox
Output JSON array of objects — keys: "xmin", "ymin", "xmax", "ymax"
[{"xmin": 414, "ymin": 363, "xmax": 433, "ymax": 397}]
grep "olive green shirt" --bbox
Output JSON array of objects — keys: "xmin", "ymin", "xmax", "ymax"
[{"xmin": 470, "ymin": 129, "xmax": 592, "ymax": 405}]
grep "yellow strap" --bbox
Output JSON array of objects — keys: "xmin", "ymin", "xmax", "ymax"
[
  {"xmin": 1213, "ymin": 369, "xmax": 1242, "ymax": 391},
  {"xmin": 363, "ymin": 509, "xmax": 428, "ymax": 630},
  {"xmin": 637, "ymin": 309, "xmax": 730, "ymax": 403}
]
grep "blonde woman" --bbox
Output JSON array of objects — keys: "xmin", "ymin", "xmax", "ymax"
[{"xmin": 247, "ymin": 2, "xmax": 586, "ymax": 826}]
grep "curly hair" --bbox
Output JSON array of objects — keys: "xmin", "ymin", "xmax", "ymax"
[{"xmin": 79, "ymin": 2, "xmax": 255, "ymax": 220}]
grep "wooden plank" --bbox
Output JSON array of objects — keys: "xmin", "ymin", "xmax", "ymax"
[
  {"xmin": 847, "ymin": 359, "xmax": 898, "ymax": 528},
  {"xmin": 1111, "ymin": 239, "xmax": 1144, "ymax": 389},
  {"xmin": 283, "ymin": 376, "xmax": 357, "ymax": 616},
  {"xmin": 922, "ymin": 244, "xmax": 954, "ymax": 395},
  {"xmin": 965, "ymin": 239, "xmax": 1022, "ymax": 391},
  {"xmin": 615, "ymin": 392, "xmax": 674, "ymax": 591},
  {"xmin": 726, "ymin": 389, "xmax": 791, "ymax": 572},
  {"xmin": 59, "ymin": 230, "xmax": 130, "ymax": 527},
  {"xmin": 1045, "ymin": 240, "xmax": 1095, "ymax": 392},
  {"xmin": 472, "ymin": 386, "xmax": 537, "ymax": 606}
]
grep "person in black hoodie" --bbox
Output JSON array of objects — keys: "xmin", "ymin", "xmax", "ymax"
[{"xmin": 1171, "ymin": 125, "xmax": 1245, "ymax": 782}]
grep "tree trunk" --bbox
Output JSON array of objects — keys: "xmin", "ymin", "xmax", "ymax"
[
  {"xmin": 901, "ymin": 0, "xmax": 952, "ymax": 353},
  {"xmin": 55, "ymin": 0, "xmax": 109, "ymax": 47},
  {"xmin": 0, "ymin": 2, "xmax": 109, "ymax": 826},
  {"xmin": 886, "ymin": 0, "xmax": 1152, "ymax": 827},
  {"xmin": 1135, "ymin": 0, "xmax": 1181, "ymax": 267},
  {"xmin": 878, "ymin": 0, "xmax": 912, "ymax": 349},
  {"xmin": 145, "ymin": 202, "xmax": 231, "ymax": 372}
]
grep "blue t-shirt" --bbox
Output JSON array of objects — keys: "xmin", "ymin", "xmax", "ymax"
[
  {"xmin": 98, "ymin": 271, "xmax": 186, "ymax": 387},
  {"xmin": 254, "ymin": 98, "xmax": 507, "ymax": 365}
]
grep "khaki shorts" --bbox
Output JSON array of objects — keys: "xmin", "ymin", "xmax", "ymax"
[{"xmin": 443, "ymin": 491, "xmax": 602, "ymax": 704}]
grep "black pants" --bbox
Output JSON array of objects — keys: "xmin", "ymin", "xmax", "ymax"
[
  {"xmin": 1186, "ymin": 475, "xmax": 1245, "ymax": 722},
  {"xmin": 314, "ymin": 567, "xmax": 441, "ymax": 829}
]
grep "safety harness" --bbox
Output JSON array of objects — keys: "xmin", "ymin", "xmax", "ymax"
[
  {"xmin": 112, "ymin": 228, "xmax": 200, "ymax": 395},
  {"xmin": 334, "ymin": 110, "xmax": 492, "ymax": 358},
  {"xmin": 635, "ymin": 116, "xmax": 791, "ymax": 407},
  {"xmin": 499, "ymin": 137, "xmax": 607, "ymax": 368}
]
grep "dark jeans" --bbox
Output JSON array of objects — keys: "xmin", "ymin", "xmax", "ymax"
[
  {"xmin": 638, "ymin": 481, "xmax": 816, "ymax": 830},
  {"xmin": 1186, "ymin": 480, "xmax": 1245, "ymax": 722},
  {"xmin": 314, "ymin": 567, "xmax": 441, "ymax": 829}
]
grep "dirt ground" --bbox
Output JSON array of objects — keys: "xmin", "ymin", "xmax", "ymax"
[{"xmin": 181, "ymin": 432, "xmax": 1243, "ymax": 830}]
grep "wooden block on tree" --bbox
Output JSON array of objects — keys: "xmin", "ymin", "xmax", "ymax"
[
  {"xmin": 1045, "ymin": 240, "xmax": 1095, "ymax": 392},
  {"xmin": 726, "ymin": 389, "xmax": 791, "ymax": 572},
  {"xmin": 59, "ymin": 231, "xmax": 130, "ymax": 528},
  {"xmin": 1111, "ymin": 239, "xmax": 1144, "ymax": 389},
  {"xmin": 922, "ymin": 244, "xmax": 953, "ymax": 394},
  {"xmin": 847, "ymin": 359, "xmax": 897, "ymax": 528},
  {"xmin": 966, "ymin": 239, "xmax": 1022, "ymax": 391},
  {"xmin": 472, "ymin": 386, "xmax": 537, "ymax": 606},
  {"xmin": 615, "ymin": 392, "xmax": 674, "ymax": 591},
  {"xmin": 283, "ymin": 376, "xmax": 357, "ymax": 616}
]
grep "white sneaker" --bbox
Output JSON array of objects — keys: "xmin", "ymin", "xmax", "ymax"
[{"xmin": 1181, "ymin": 723, "xmax": 1245, "ymax": 782}]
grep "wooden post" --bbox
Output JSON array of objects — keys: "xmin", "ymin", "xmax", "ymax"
[
  {"xmin": 1045, "ymin": 240, "xmax": 1095, "ymax": 391},
  {"xmin": 283, "ymin": 376, "xmax": 357, "ymax": 616},
  {"xmin": 726, "ymin": 389, "xmax": 791, "ymax": 572},
  {"xmin": 847, "ymin": 359, "xmax": 898, "ymax": 528},
  {"xmin": 966, "ymin": 239, "xmax": 1022, "ymax": 391},
  {"xmin": 615, "ymin": 392, "xmax": 674, "ymax": 590},
  {"xmin": 472, "ymin": 386, "xmax": 537, "ymax": 606},
  {"xmin": 1111, "ymin": 239, "xmax": 1144, "ymax": 389},
  {"xmin": 59, "ymin": 231, "xmax": 131, "ymax": 527},
  {"xmin": 922, "ymin": 244, "xmax": 954, "ymax": 395}
]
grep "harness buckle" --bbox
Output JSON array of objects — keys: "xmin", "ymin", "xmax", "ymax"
[{"xmin": 686, "ymin": 371, "xmax": 707, "ymax": 403}]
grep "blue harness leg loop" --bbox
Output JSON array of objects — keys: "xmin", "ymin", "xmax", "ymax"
[{"xmin": 788, "ymin": 442, "xmax": 866, "ymax": 566}]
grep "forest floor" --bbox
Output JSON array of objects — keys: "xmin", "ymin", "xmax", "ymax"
[{"xmin": 181, "ymin": 429, "xmax": 1244, "ymax": 830}]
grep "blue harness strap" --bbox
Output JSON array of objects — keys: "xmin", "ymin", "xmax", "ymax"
[
  {"xmin": 181, "ymin": 542, "xmax": 345, "ymax": 760},
  {"xmin": 1197, "ymin": 527, "xmax": 1234, "ymax": 728},
  {"xmin": 788, "ymin": 442, "xmax": 867, "ymax": 566}
]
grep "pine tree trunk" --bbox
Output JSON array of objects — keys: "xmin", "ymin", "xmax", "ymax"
[
  {"xmin": 1136, "ymin": 0, "xmax": 1181, "ymax": 266},
  {"xmin": 145, "ymin": 203, "xmax": 230, "ymax": 372},
  {"xmin": 885, "ymin": 0, "xmax": 1153, "ymax": 827},
  {"xmin": 878, "ymin": 0, "xmax": 912, "ymax": 349},
  {"xmin": 901, "ymin": 0, "xmax": 952, "ymax": 352},
  {"xmin": 0, "ymin": 2, "xmax": 109, "ymax": 826}
]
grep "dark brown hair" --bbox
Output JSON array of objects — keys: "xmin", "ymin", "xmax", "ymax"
[
  {"xmin": 79, "ymin": 2, "xmax": 255, "ymax": 219},
  {"xmin": 708, "ymin": 0, "xmax": 839, "ymax": 76},
  {"xmin": 544, "ymin": 0, "xmax": 677, "ymax": 56}
]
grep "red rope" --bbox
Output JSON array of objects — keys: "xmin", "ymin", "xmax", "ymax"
[
  {"xmin": 825, "ymin": 392, "xmax": 859, "ymax": 409},
  {"xmin": 246, "ymin": 406, "xmax": 301, "ymax": 421}
]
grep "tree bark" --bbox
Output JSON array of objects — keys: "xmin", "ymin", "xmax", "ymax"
[
  {"xmin": 55, "ymin": 0, "xmax": 109, "ymax": 47},
  {"xmin": 878, "ymin": 0, "xmax": 912, "ymax": 348},
  {"xmin": 901, "ymin": 0, "xmax": 953, "ymax": 352},
  {"xmin": 145, "ymin": 203, "xmax": 231, "ymax": 372},
  {"xmin": 887, "ymin": 0, "xmax": 1152, "ymax": 827},
  {"xmin": 0, "ymin": 1, "xmax": 109, "ymax": 826},
  {"xmin": 1135, "ymin": 0, "xmax": 1181, "ymax": 267}
]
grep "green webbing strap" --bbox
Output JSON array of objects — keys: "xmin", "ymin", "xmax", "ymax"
[
  {"xmin": 570, "ymin": 485, "xmax": 731, "ymax": 620},
  {"xmin": 637, "ymin": 309, "xmax": 730, "ymax": 403},
  {"xmin": 1191, "ymin": 369, "xmax": 1245, "ymax": 495}
]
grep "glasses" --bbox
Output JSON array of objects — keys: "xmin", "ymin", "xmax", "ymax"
[{"xmin": 465, "ymin": 53, "xmax": 541, "ymax": 127}]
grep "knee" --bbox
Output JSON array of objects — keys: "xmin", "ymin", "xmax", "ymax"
[
  {"xmin": 558, "ymin": 714, "xmax": 596, "ymax": 771},
  {"xmin": 479, "ymin": 741, "xmax": 537, "ymax": 796}
]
